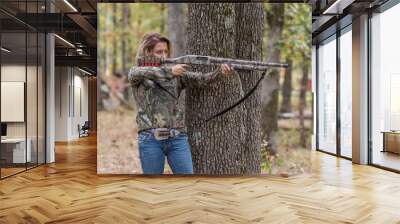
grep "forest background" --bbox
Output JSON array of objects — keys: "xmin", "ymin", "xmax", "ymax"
[{"xmin": 97, "ymin": 3, "xmax": 312, "ymax": 175}]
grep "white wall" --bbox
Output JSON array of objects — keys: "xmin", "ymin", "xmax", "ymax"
[
  {"xmin": 1, "ymin": 65, "xmax": 34, "ymax": 138},
  {"xmin": 55, "ymin": 66, "xmax": 69, "ymax": 141},
  {"xmin": 1, "ymin": 63, "xmax": 46, "ymax": 164},
  {"xmin": 1, "ymin": 66, "xmax": 26, "ymax": 137},
  {"xmin": 55, "ymin": 67, "xmax": 89, "ymax": 141}
]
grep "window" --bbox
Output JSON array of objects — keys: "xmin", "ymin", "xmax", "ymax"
[
  {"xmin": 370, "ymin": 3, "xmax": 400, "ymax": 171},
  {"xmin": 339, "ymin": 27, "xmax": 352, "ymax": 158},
  {"xmin": 0, "ymin": 0, "xmax": 47, "ymax": 179},
  {"xmin": 317, "ymin": 35, "xmax": 337, "ymax": 154}
]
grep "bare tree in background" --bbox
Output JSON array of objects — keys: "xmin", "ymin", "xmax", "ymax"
[
  {"xmin": 280, "ymin": 58, "xmax": 293, "ymax": 113},
  {"xmin": 167, "ymin": 3, "xmax": 187, "ymax": 57},
  {"xmin": 261, "ymin": 4, "xmax": 285, "ymax": 154},
  {"xmin": 186, "ymin": 3, "xmax": 264, "ymax": 174},
  {"xmin": 112, "ymin": 3, "xmax": 117, "ymax": 75},
  {"xmin": 121, "ymin": 5, "xmax": 130, "ymax": 74},
  {"xmin": 299, "ymin": 59, "xmax": 309, "ymax": 148},
  {"xmin": 105, "ymin": 4, "xmax": 112, "ymax": 76},
  {"xmin": 160, "ymin": 4, "xmax": 166, "ymax": 34},
  {"xmin": 168, "ymin": 3, "xmax": 187, "ymax": 123}
]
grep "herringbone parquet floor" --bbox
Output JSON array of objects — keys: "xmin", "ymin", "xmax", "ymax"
[{"xmin": 0, "ymin": 134, "xmax": 400, "ymax": 224}]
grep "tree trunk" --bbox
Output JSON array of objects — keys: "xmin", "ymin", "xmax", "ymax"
[
  {"xmin": 280, "ymin": 58, "xmax": 293, "ymax": 113},
  {"xmin": 105, "ymin": 4, "xmax": 112, "ymax": 76},
  {"xmin": 112, "ymin": 4, "xmax": 117, "ymax": 75},
  {"xmin": 234, "ymin": 3, "xmax": 264, "ymax": 174},
  {"xmin": 187, "ymin": 4, "xmax": 246, "ymax": 174},
  {"xmin": 121, "ymin": 5, "xmax": 129, "ymax": 74},
  {"xmin": 168, "ymin": 3, "xmax": 187, "ymax": 130},
  {"xmin": 122, "ymin": 5, "xmax": 133, "ymax": 106},
  {"xmin": 299, "ymin": 61, "xmax": 309, "ymax": 148},
  {"xmin": 160, "ymin": 4, "xmax": 166, "ymax": 34},
  {"xmin": 261, "ymin": 4, "xmax": 285, "ymax": 154},
  {"xmin": 167, "ymin": 3, "xmax": 186, "ymax": 57},
  {"xmin": 134, "ymin": 7, "xmax": 142, "ymax": 64}
]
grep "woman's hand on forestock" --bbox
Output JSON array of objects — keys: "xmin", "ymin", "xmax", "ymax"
[{"xmin": 171, "ymin": 64, "xmax": 188, "ymax": 77}]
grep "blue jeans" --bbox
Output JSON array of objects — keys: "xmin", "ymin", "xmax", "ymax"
[{"xmin": 138, "ymin": 131, "xmax": 194, "ymax": 174}]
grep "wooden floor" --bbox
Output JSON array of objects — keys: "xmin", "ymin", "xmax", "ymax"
[
  {"xmin": 0, "ymin": 135, "xmax": 400, "ymax": 223},
  {"xmin": 372, "ymin": 150, "xmax": 400, "ymax": 171}
]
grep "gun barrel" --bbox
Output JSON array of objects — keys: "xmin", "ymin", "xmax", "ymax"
[
  {"xmin": 163, "ymin": 55, "xmax": 288, "ymax": 69},
  {"xmin": 230, "ymin": 64, "xmax": 269, "ymax": 71},
  {"xmin": 209, "ymin": 56, "xmax": 288, "ymax": 68}
]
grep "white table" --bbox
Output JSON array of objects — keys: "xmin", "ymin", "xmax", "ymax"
[{"xmin": 1, "ymin": 138, "xmax": 31, "ymax": 163}]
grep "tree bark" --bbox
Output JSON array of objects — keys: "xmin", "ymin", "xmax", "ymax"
[
  {"xmin": 105, "ymin": 4, "xmax": 112, "ymax": 76},
  {"xmin": 121, "ymin": 5, "xmax": 129, "ymax": 74},
  {"xmin": 187, "ymin": 4, "xmax": 245, "ymax": 174},
  {"xmin": 160, "ymin": 4, "xmax": 166, "ymax": 34},
  {"xmin": 234, "ymin": 3, "xmax": 264, "ymax": 174},
  {"xmin": 261, "ymin": 4, "xmax": 285, "ymax": 155},
  {"xmin": 299, "ymin": 61, "xmax": 309, "ymax": 148},
  {"xmin": 168, "ymin": 3, "xmax": 187, "ymax": 129},
  {"xmin": 112, "ymin": 3, "xmax": 117, "ymax": 75},
  {"xmin": 280, "ymin": 58, "xmax": 293, "ymax": 113},
  {"xmin": 167, "ymin": 3, "xmax": 186, "ymax": 57}
]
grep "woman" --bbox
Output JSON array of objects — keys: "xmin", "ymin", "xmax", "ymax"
[{"xmin": 128, "ymin": 32, "xmax": 234, "ymax": 174}]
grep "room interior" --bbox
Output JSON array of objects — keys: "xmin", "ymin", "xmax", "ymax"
[{"xmin": 0, "ymin": 0, "xmax": 399, "ymax": 223}]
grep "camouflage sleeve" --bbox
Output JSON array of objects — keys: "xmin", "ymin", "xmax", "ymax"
[
  {"xmin": 128, "ymin": 66, "xmax": 174, "ymax": 86},
  {"xmin": 180, "ymin": 67, "xmax": 222, "ymax": 88}
]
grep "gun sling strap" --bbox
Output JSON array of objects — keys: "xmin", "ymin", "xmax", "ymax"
[{"xmin": 152, "ymin": 70, "xmax": 267, "ymax": 123}]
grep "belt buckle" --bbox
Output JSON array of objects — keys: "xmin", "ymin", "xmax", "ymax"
[
  {"xmin": 171, "ymin": 129, "xmax": 180, "ymax": 137},
  {"xmin": 154, "ymin": 128, "xmax": 171, "ymax": 140}
]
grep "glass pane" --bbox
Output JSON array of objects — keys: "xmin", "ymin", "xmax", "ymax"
[
  {"xmin": 1, "ymin": 30, "xmax": 27, "ymax": 177},
  {"xmin": 38, "ymin": 32, "xmax": 45, "ymax": 165},
  {"xmin": 318, "ymin": 36, "xmax": 337, "ymax": 154},
  {"xmin": 27, "ymin": 31, "xmax": 38, "ymax": 169},
  {"xmin": 371, "ymin": 4, "xmax": 400, "ymax": 171},
  {"xmin": 340, "ymin": 28, "xmax": 352, "ymax": 158}
]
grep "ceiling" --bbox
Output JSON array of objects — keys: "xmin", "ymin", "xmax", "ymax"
[
  {"xmin": 311, "ymin": 0, "xmax": 390, "ymax": 43},
  {"xmin": 1, "ymin": 0, "xmax": 393, "ymax": 73},
  {"xmin": 0, "ymin": 0, "xmax": 97, "ymax": 74}
]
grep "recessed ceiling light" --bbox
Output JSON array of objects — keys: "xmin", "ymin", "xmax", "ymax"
[
  {"xmin": 78, "ymin": 67, "xmax": 93, "ymax": 76},
  {"xmin": 63, "ymin": 0, "xmax": 78, "ymax": 12},
  {"xmin": 1, "ymin": 47, "xmax": 11, "ymax": 53},
  {"xmin": 54, "ymin": 34, "xmax": 75, "ymax": 48},
  {"xmin": 323, "ymin": 0, "xmax": 355, "ymax": 15}
]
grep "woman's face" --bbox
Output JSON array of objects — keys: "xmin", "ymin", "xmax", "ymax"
[{"xmin": 151, "ymin": 41, "xmax": 169, "ymax": 59}]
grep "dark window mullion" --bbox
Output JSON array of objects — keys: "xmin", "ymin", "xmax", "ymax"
[
  {"xmin": 0, "ymin": 23, "xmax": 2, "ymax": 179},
  {"xmin": 36, "ymin": 0, "xmax": 39, "ymax": 167},
  {"xmin": 336, "ymin": 28, "xmax": 341, "ymax": 157},
  {"xmin": 316, "ymin": 44, "xmax": 319, "ymax": 151},
  {"xmin": 25, "ymin": 0, "xmax": 28, "ymax": 171},
  {"xmin": 367, "ymin": 11, "xmax": 373, "ymax": 165}
]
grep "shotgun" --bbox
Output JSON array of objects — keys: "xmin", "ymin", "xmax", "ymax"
[{"xmin": 138, "ymin": 55, "xmax": 288, "ymax": 71}]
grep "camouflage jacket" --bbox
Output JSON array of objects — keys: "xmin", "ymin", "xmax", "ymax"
[{"xmin": 128, "ymin": 65, "xmax": 222, "ymax": 132}]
